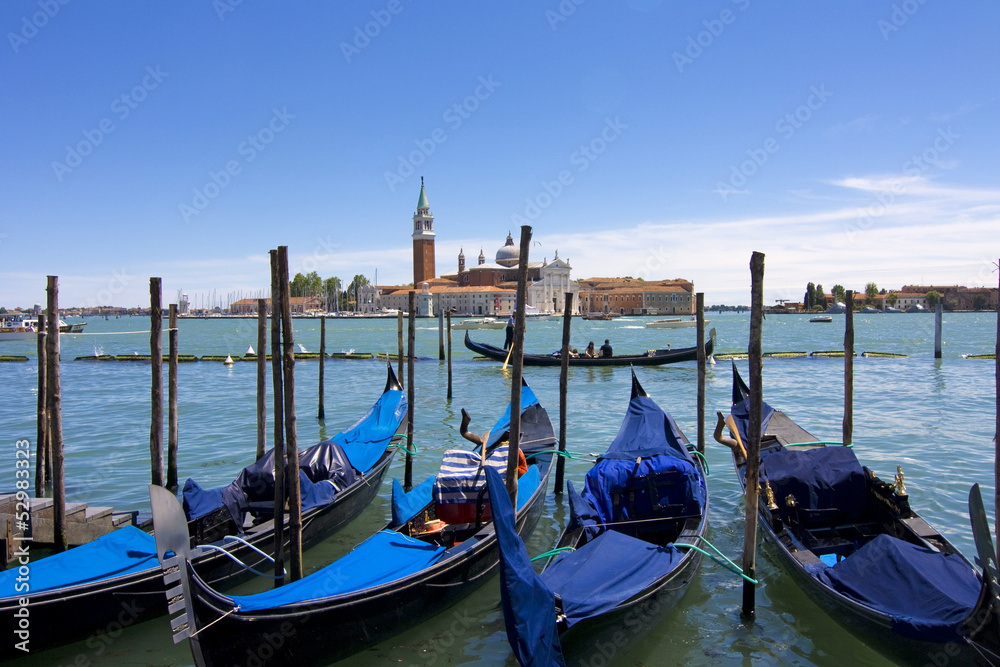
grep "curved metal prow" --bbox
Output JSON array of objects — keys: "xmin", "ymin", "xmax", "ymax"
[
  {"xmin": 150, "ymin": 484, "xmax": 193, "ymax": 563},
  {"xmin": 630, "ymin": 367, "xmax": 649, "ymax": 399},
  {"xmin": 732, "ymin": 360, "xmax": 750, "ymax": 405},
  {"xmin": 967, "ymin": 484, "xmax": 1000, "ymax": 640},
  {"xmin": 148, "ymin": 484, "xmax": 199, "ymax": 649},
  {"xmin": 384, "ymin": 359, "xmax": 402, "ymax": 392}
]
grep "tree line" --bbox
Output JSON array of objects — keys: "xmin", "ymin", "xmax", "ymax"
[
  {"xmin": 289, "ymin": 271, "xmax": 374, "ymax": 311},
  {"xmin": 803, "ymin": 282, "xmax": 951, "ymax": 311}
]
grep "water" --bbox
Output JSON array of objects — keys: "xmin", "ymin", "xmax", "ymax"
[{"xmin": 0, "ymin": 311, "xmax": 997, "ymax": 666}]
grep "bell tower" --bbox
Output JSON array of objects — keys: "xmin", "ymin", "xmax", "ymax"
[{"xmin": 412, "ymin": 177, "xmax": 436, "ymax": 286}]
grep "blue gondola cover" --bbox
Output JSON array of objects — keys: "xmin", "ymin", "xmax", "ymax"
[
  {"xmin": 540, "ymin": 529, "xmax": 685, "ymax": 627},
  {"xmin": 0, "ymin": 526, "xmax": 157, "ymax": 596},
  {"xmin": 815, "ymin": 534, "xmax": 981, "ymax": 642},
  {"xmin": 332, "ymin": 386, "xmax": 407, "ymax": 473},
  {"xmin": 485, "ymin": 467, "xmax": 567, "ymax": 667},
  {"xmin": 390, "ymin": 475, "xmax": 435, "ymax": 527},
  {"xmin": 229, "ymin": 530, "xmax": 444, "ymax": 612},
  {"xmin": 761, "ymin": 446, "xmax": 867, "ymax": 518}
]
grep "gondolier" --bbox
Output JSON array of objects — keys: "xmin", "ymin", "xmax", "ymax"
[{"xmin": 504, "ymin": 312, "xmax": 515, "ymax": 349}]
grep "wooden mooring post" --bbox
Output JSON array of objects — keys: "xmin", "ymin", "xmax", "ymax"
[
  {"xmin": 269, "ymin": 251, "xmax": 286, "ymax": 586},
  {"xmin": 844, "ymin": 290, "xmax": 854, "ymax": 447},
  {"xmin": 277, "ymin": 246, "xmax": 303, "ymax": 582},
  {"xmin": 46, "ymin": 276, "xmax": 66, "ymax": 552},
  {"xmin": 934, "ymin": 302, "xmax": 943, "ymax": 359},
  {"xmin": 35, "ymin": 313, "xmax": 47, "ymax": 496},
  {"xmin": 742, "ymin": 252, "xmax": 765, "ymax": 619},
  {"xmin": 446, "ymin": 309, "xmax": 453, "ymax": 401},
  {"xmin": 995, "ymin": 258, "xmax": 999, "ymax": 565},
  {"xmin": 397, "ymin": 310, "xmax": 405, "ymax": 387},
  {"xmin": 696, "ymin": 292, "xmax": 706, "ymax": 455},
  {"xmin": 318, "ymin": 316, "xmax": 326, "ymax": 420},
  {"xmin": 506, "ymin": 226, "xmax": 531, "ymax": 505},
  {"xmin": 167, "ymin": 304, "xmax": 179, "ymax": 491},
  {"xmin": 555, "ymin": 291, "xmax": 572, "ymax": 494},
  {"xmin": 149, "ymin": 277, "xmax": 164, "ymax": 488},
  {"xmin": 256, "ymin": 299, "xmax": 266, "ymax": 460},
  {"xmin": 438, "ymin": 309, "xmax": 445, "ymax": 360},
  {"xmin": 405, "ymin": 291, "xmax": 415, "ymax": 491}
]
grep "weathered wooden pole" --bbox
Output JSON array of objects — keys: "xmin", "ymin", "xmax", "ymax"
[
  {"xmin": 397, "ymin": 310, "xmax": 405, "ymax": 387},
  {"xmin": 318, "ymin": 316, "xmax": 326, "ymax": 420},
  {"xmin": 555, "ymin": 291, "xmax": 572, "ymax": 494},
  {"xmin": 35, "ymin": 314, "xmax": 47, "ymax": 496},
  {"xmin": 256, "ymin": 299, "xmax": 266, "ymax": 460},
  {"xmin": 277, "ymin": 246, "xmax": 303, "ymax": 582},
  {"xmin": 995, "ymin": 259, "xmax": 999, "ymax": 564},
  {"xmin": 934, "ymin": 302, "xmax": 943, "ymax": 359},
  {"xmin": 506, "ymin": 226, "xmax": 531, "ymax": 504},
  {"xmin": 438, "ymin": 308, "xmax": 445, "ymax": 360},
  {"xmin": 844, "ymin": 290, "xmax": 855, "ymax": 447},
  {"xmin": 149, "ymin": 277, "xmax": 164, "ymax": 487},
  {"xmin": 269, "ymin": 250, "xmax": 286, "ymax": 586},
  {"xmin": 696, "ymin": 292, "xmax": 706, "ymax": 455},
  {"xmin": 167, "ymin": 304, "xmax": 179, "ymax": 491},
  {"xmin": 446, "ymin": 309, "xmax": 453, "ymax": 400},
  {"xmin": 405, "ymin": 291, "xmax": 416, "ymax": 491},
  {"xmin": 743, "ymin": 252, "xmax": 765, "ymax": 619},
  {"xmin": 46, "ymin": 277, "xmax": 66, "ymax": 552}
]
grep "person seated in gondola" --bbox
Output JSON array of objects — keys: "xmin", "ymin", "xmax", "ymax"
[
  {"xmin": 600, "ymin": 339, "xmax": 613, "ymax": 358},
  {"xmin": 569, "ymin": 348, "xmax": 580, "ymax": 358},
  {"xmin": 584, "ymin": 341, "xmax": 596, "ymax": 358}
]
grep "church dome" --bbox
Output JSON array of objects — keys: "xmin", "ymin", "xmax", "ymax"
[{"xmin": 495, "ymin": 233, "xmax": 519, "ymax": 267}]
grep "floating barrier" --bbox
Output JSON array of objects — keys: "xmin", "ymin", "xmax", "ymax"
[
  {"xmin": 963, "ymin": 353, "xmax": 996, "ymax": 360},
  {"xmin": 862, "ymin": 351, "xmax": 908, "ymax": 358},
  {"xmin": 329, "ymin": 352, "xmax": 374, "ymax": 360},
  {"xmin": 714, "ymin": 353, "xmax": 747, "ymax": 360},
  {"xmin": 111, "ymin": 354, "xmax": 199, "ymax": 362},
  {"xmin": 763, "ymin": 351, "xmax": 808, "ymax": 358},
  {"xmin": 0, "ymin": 355, "xmax": 28, "ymax": 363},
  {"xmin": 809, "ymin": 351, "xmax": 858, "ymax": 358}
]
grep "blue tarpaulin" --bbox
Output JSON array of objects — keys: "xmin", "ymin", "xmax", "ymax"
[
  {"xmin": 540, "ymin": 529, "xmax": 685, "ymax": 627},
  {"xmin": 761, "ymin": 446, "xmax": 867, "ymax": 518},
  {"xmin": 486, "ymin": 466, "xmax": 566, "ymax": 667},
  {"xmin": 485, "ymin": 386, "xmax": 539, "ymax": 449},
  {"xmin": 816, "ymin": 534, "xmax": 981, "ymax": 642},
  {"xmin": 229, "ymin": 530, "xmax": 444, "ymax": 611},
  {"xmin": 0, "ymin": 526, "xmax": 157, "ymax": 596},
  {"xmin": 334, "ymin": 387, "xmax": 407, "ymax": 473},
  {"xmin": 390, "ymin": 475, "xmax": 435, "ymax": 527}
]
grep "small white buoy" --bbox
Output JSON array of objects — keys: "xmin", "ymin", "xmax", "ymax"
[
  {"xmin": 246, "ymin": 345, "xmax": 255, "ymax": 355},
  {"xmin": 224, "ymin": 354, "xmax": 234, "ymax": 365}
]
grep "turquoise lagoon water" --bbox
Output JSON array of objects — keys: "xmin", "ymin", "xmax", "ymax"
[{"xmin": 0, "ymin": 311, "xmax": 997, "ymax": 666}]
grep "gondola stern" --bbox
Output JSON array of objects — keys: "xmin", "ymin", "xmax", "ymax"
[
  {"xmin": 630, "ymin": 367, "xmax": 649, "ymax": 399},
  {"xmin": 964, "ymin": 484, "xmax": 1000, "ymax": 654},
  {"xmin": 384, "ymin": 359, "xmax": 402, "ymax": 392}
]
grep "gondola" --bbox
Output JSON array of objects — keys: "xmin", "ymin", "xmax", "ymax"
[
  {"xmin": 715, "ymin": 363, "xmax": 1000, "ymax": 665},
  {"xmin": 464, "ymin": 329, "xmax": 714, "ymax": 367},
  {"xmin": 490, "ymin": 370, "xmax": 709, "ymax": 665},
  {"xmin": 150, "ymin": 382, "xmax": 557, "ymax": 667},
  {"xmin": 0, "ymin": 363, "xmax": 406, "ymax": 658}
]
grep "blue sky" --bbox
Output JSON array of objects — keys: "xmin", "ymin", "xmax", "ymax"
[{"xmin": 2, "ymin": 1, "xmax": 997, "ymax": 309}]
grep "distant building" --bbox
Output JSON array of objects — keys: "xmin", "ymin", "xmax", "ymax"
[
  {"xmin": 578, "ymin": 278, "xmax": 695, "ymax": 316},
  {"xmin": 229, "ymin": 296, "xmax": 323, "ymax": 315}
]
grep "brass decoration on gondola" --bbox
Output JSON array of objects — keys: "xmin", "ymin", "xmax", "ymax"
[
  {"xmin": 762, "ymin": 480, "xmax": 778, "ymax": 510},
  {"xmin": 894, "ymin": 465, "xmax": 907, "ymax": 497},
  {"xmin": 785, "ymin": 494, "xmax": 797, "ymax": 509}
]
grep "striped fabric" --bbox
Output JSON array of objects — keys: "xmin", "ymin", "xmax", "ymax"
[{"xmin": 434, "ymin": 445, "xmax": 509, "ymax": 505}]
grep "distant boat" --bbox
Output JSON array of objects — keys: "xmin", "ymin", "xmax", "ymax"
[
  {"xmin": 645, "ymin": 316, "xmax": 709, "ymax": 329},
  {"xmin": 906, "ymin": 304, "xmax": 927, "ymax": 313},
  {"xmin": 809, "ymin": 316, "xmax": 833, "ymax": 323},
  {"xmin": 582, "ymin": 313, "xmax": 617, "ymax": 321},
  {"xmin": 826, "ymin": 302, "xmax": 847, "ymax": 314},
  {"xmin": 451, "ymin": 317, "xmax": 506, "ymax": 330},
  {"xmin": 0, "ymin": 318, "xmax": 36, "ymax": 341},
  {"xmin": 859, "ymin": 306, "xmax": 879, "ymax": 314},
  {"xmin": 24, "ymin": 318, "xmax": 87, "ymax": 333},
  {"xmin": 884, "ymin": 306, "xmax": 903, "ymax": 313}
]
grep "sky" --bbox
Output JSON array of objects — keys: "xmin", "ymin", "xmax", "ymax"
[{"xmin": 1, "ymin": 1, "xmax": 998, "ymax": 310}]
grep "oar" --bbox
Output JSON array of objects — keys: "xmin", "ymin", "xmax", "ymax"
[{"xmin": 502, "ymin": 344, "xmax": 513, "ymax": 370}]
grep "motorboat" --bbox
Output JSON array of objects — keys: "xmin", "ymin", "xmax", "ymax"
[
  {"xmin": 645, "ymin": 317, "xmax": 709, "ymax": 329},
  {"xmin": 451, "ymin": 317, "xmax": 506, "ymax": 330}
]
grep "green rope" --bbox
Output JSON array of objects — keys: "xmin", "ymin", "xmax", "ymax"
[
  {"xmin": 530, "ymin": 546, "xmax": 575, "ymax": 562},
  {"xmin": 675, "ymin": 536, "xmax": 758, "ymax": 584},
  {"xmin": 389, "ymin": 436, "xmax": 417, "ymax": 456},
  {"xmin": 689, "ymin": 449, "xmax": 710, "ymax": 476}
]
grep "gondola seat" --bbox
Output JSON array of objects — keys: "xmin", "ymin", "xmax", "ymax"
[{"xmin": 761, "ymin": 446, "xmax": 867, "ymax": 527}]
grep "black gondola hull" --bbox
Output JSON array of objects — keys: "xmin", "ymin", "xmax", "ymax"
[
  {"xmin": 0, "ymin": 448, "xmax": 397, "ymax": 658},
  {"xmin": 184, "ymin": 460, "xmax": 552, "ymax": 667},
  {"xmin": 464, "ymin": 332, "xmax": 712, "ymax": 367}
]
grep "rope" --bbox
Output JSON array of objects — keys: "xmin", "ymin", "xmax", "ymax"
[
  {"xmin": 389, "ymin": 434, "xmax": 417, "ymax": 456},
  {"xmin": 531, "ymin": 547, "xmax": 575, "ymax": 562},
  {"xmin": 188, "ymin": 604, "xmax": 242, "ymax": 637},
  {"xmin": 675, "ymin": 536, "xmax": 758, "ymax": 584},
  {"xmin": 689, "ymin": 449, "xmax": 710, "ymax": 476}
]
